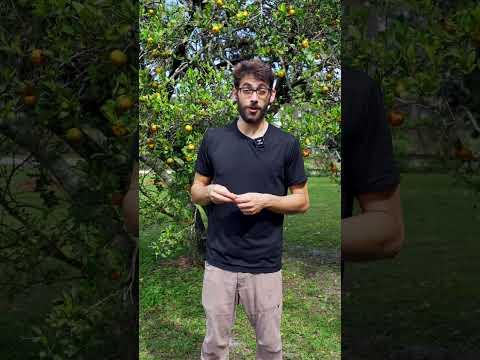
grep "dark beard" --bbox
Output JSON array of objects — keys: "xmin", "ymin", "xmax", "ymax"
[{"xmin": 238, "ymin": 103, "xmax": 268, "ymax": 123}]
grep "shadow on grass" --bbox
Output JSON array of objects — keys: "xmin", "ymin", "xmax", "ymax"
[{"xmin": 283, "ymin": 245, "xmax": 340, "ymax": 279}]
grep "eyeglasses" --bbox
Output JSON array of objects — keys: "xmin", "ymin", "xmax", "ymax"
[{"xmin": 237, "ymin": 87, "xmax": 271, "ymax": 99}]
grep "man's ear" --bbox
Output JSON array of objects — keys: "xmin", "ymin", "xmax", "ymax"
[
  {"xmin": 231, "ymin": 87, "xmax": 238, "ymax": 103},
  {"xmin": 269, "ymin": 88, "xmax": 276, "ymax": 104}
]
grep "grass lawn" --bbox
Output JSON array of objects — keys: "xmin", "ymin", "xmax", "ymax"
[
  {"xmin": 343, "ymin": 173, "xmax": 480, "ymax": 358},
  {"xmin": 139, "ymin": 176, "xmax": 341, "ymax": 360}
]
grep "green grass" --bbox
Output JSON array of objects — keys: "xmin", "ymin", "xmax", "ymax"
[
  {"xmin": 284, "ymin": 177, "xmax": 340, "ymax": 249},
  {"xmin": 139, "ymin": 176, "xmax": 341, "ymax": 360},
  {"xmin": 343, "ymin": 173, "xmax": 480, "ymax": 356}
]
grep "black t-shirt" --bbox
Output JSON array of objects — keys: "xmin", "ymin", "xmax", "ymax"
[
  {"xmin": 341, "ymin": 68, "xmax": 400, "ymax": 219},
  {"xmin": 195, "ymin": 120, "xmax": 307, "ymax": 273}
]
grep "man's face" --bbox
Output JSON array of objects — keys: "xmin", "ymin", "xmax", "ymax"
[{"xmin": 233, "ymin": 74, "xmax": 276, "ymax": 124}]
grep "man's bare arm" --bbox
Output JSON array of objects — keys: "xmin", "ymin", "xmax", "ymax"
[
  {"xmin": 342, "ymin": 184, "xmax": 404, "ymax": 261},
  {"xmin": 190, "ymin": 172, "xmax": 237, "ymax": 206},
  {"xmin": 122, "ymin": 161, "xmax": 139, "ymax": 236},
  {"xmin": 264, "ymin": 182, "xmax": 309, "ymax": 214},
  {"xmin": 235, "ymin": 182, "xmax": 310, "ymax": 215}
]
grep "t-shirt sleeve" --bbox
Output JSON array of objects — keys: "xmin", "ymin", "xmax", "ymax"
[
  {"xmin": 285, "ymin": 137, "xmax": 308, "ymax": 187},
  {"xmin": 349, "ymin": 79, "xmax": 400, "ymax": 195},
  {"xmin": 195, "ymin": 129, "xmax": 213, "ymax": 177}
]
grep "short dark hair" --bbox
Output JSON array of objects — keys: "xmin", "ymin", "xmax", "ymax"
[{"xmin": 233, "ymin": 59, "xmax": 274, "ymax": 89}]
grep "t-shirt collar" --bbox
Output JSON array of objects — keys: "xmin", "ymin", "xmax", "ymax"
[{"xmin": 230, "ymin": 118, "xmax": 270, "ymax": 140}]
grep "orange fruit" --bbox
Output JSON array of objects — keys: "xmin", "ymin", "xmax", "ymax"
[
  {"xmin": 65, "ymin": 128, "xmax": 84, "ymax": 143},
  {"xmin": 110, "ymin": 49, "xmax": 127, "ymax": 66},
  {"xmin": 116, "ymin": 95, "xmax": 133, "ymax": 112},
  {"xmin": 23, "ymin": 95, "xmax": 37, "ymax": 106},
  {"xmin": 388, "ymin": 111, "xmax": 405, "ymax": 127},
  {"xmin": 31, "ymin": 49, "xmax": 44, "ymax": 65},
  {"xmin": 112, "ymin": 124, "xmax": 128, "ymax": 137}
]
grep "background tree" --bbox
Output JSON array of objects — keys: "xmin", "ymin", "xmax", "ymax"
[
  {"xmin": 0, "ymin": 1, "xmax": 138, "ymax": 359},
  {"xmin": 343, "ymin": 0, "xmax": 480, "ymax": 195}
]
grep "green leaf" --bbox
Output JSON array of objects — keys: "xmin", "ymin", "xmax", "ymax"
[
  {"xmin": 194, "ymin": 204, "xmax": 208, "ymax": 231},
  {"xmin": 72, "ymin": 1, "xmax": 84, "ymax": 14},
  {"xmin": 173, "ymin": 157, "xmax": 184, "ymax": 166},
  {"xmin": 62, "ymin": 24, "xmax": 74, "ymax": 35}
]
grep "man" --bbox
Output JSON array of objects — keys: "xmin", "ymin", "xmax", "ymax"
[
  {"xmin": 190, "ymin": 59, "xmax": 310, "ymax": 360},
  {"xmin": 341, "ymin": 67, "xmax": 404, "ymax": 263},
  {"xmin": 123, "ymin": 129, "xmax": 139, "ymax": 237}
]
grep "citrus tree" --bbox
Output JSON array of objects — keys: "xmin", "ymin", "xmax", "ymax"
[
  {"xmin": 343, "ymin": 0, "xmax": 480, "ymax": 194},
  {"xmin": 0, "ymin": 1, "xmax": 138, "ymax": 358},
  {"xmin": 139, "ymin": 0, "xmax": 341, "ymax": 259}
]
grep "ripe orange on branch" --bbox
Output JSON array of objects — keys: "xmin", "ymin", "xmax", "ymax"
[
  {"xmin": 110, "ymin": 49, "xmax": 127, "ymax": 66},
  {"xmin": 112, "ymin": 123, "xmax": 128, "ymax": 137},
  {"xmin": 116, "ymin": 95, "xmax": 133, "ymax": 112},
  {"xmin": 23, "ymin": 95, "xmax": 38, "ymax": 106},
  {"xmin": 31, "ymin": 49, "xmax": 45, "ymax": 65},
  {"xmin": 277, "ymin": 69, "xmax": 286, "ymax": 78},
  {"xmin": 65, "ymin": 128, "xmax": 84, "ymax": 144},
  {"xmin": 388, "ymin": 111, "xmax": 405, "ymax": 127},
  {"xmin": 455, "ymin": 146, "xmax": 475, "ymax": 161}
]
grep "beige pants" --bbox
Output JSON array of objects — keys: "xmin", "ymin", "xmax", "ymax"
[{"xmin": 200, "ymin": 262, "xmax": 283, "ymax": 360}]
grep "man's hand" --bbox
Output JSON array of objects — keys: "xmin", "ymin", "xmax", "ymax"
[
  {"xmin": 207, "ymin": 184, "xmax": 237, "ymax": 204},
  {"xmin": 235, "ymin": 192, "xmax": 267, "ymax": 215}
]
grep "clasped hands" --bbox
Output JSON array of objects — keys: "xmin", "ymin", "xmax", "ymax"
[{"xmin": 207, "ymin": 184, "xmax": 267, "ymax": 216}]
